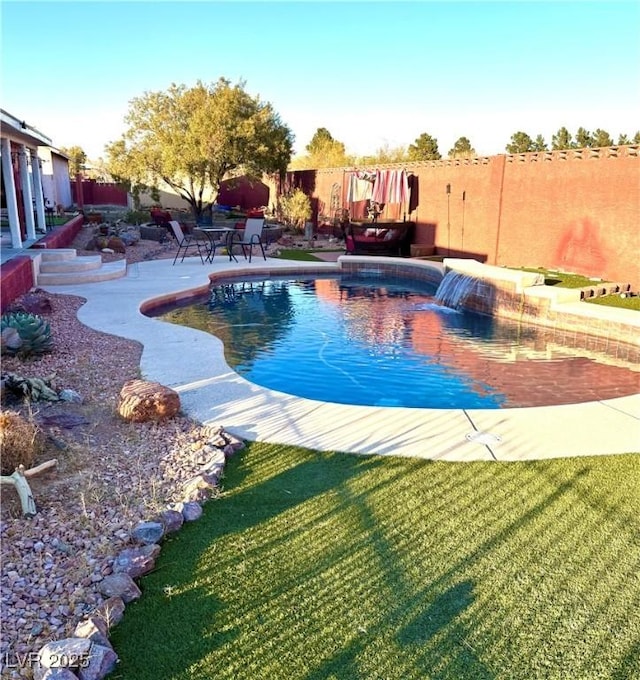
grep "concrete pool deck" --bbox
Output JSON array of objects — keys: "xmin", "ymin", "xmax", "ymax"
[{"xmin": 39, "ymin": 253, "xmax": 640, "ymax": 463}]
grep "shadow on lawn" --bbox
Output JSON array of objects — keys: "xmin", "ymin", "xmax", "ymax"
[{"xmin": 108, "ymin": 446, "xmax": 639, "ymax": 680}]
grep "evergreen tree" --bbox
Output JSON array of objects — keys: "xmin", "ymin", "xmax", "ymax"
[
  {"xmin": 448, "ymin": 136, "xmax": 476, "ymax": 159},
  {"xmin": 506, "ymin": 131, "xmax": 534, "ymax": 154},
  {"xmin": 575, "ymin": 127, "xmax": 593, "ymax": 148},
  {"xmin": 407, "ymin": 133, "xmax": 441, "ymax": 161},
  {"xmin": 552, "ymin": 127, "xmax": 574, "ymax": 150}
]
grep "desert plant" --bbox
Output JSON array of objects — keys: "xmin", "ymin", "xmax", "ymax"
[
  {"xmin": 124, "ymin": 209, "xmax": 151, "ymax": 226},
  {"xmin": 1, "ymin": 372, "xmax": 59, "ymax": 402},
  {"xmin": 0, "ymin": 312, "xmax": 53, "ymax": 357},
  {"xmin": 278, "ymin": 189, "xmax": 312, "ymax": 233},
  {"xmin": 0, "ymin": 410, "xmax": 43, "ymax": 474}
]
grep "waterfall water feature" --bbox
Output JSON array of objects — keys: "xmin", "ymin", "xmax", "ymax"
[{"xmin": 434, "ymin": 270, "xmax": 483, "ymax": 309}]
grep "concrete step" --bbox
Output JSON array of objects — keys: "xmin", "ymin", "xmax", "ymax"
[
  {"xmin": 39, "ymin": 255, "xmax": 103, "ymax": 274},
  {"xmin": 34, "ymin": 248, "xmax": 80, "ymax": 262},
  {"xmin": 36, "ymin": 259, "xmax": 127, "ymax": 285}
]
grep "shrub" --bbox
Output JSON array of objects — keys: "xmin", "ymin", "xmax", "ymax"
[
  {"xmin": 0, "ymin": 410, "xmax": 43, "ymax": 475},
  {"xmin": 278, "ymin": 189, "xmax": 312, "ymax": 233}
]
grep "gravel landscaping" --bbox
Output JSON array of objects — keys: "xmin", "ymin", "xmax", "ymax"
[{"xmin": 1, "ymin": 228, "xmax": 233, "ymax": 678}]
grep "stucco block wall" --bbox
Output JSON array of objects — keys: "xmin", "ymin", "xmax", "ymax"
[{"xmin": 296, "ymin": 146, "xmax": 640, "ymax": 287}]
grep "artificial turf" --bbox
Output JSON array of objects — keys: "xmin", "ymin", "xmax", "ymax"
[{"xmin": 108, "ymin": 444, "xmax": 640, "ymax": 680}]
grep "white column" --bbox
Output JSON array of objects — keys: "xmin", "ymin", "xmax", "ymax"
[
  {"xmin": 0, "ymin": 138, "xmax": 23, "ymax": 249},
  {"xmin": 18, "ymin": 144, "xmax": 37, "ymax": 240},
  {"xmin": 30, "ymin": 150, "xmax": 47, "ymax": 233}
]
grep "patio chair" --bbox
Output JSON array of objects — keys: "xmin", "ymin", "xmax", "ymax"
[
  {"xmin": 169, "ymin": 220, "xmax": 208, "ymax": 265},
  {"xmin": 231, "ymin": 217, "xmax": 267, "ymax": 263}
]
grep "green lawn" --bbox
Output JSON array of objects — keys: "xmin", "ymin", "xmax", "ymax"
[
  {"xmin": 109, "ymin": 444, "xmax": 640, "ymax": 680},
  {"xmin": 513, "ymin": 267, "xmax": 639, "ymax": 310}
]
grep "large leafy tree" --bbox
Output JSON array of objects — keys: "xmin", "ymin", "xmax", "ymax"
[
  {"xmin": 552, "ymin": 127, "xmax": 574, "ymax": 150},
  {"xmin": 105, "ymin": 79, "xmax": 294, "ymax": 219},
  {"xmin": 59, "ymin": 145, "xmax": 87, "ymax": 177},
  {"xmin": 407, "ymin": 133, "xmax": 441, "ymax": 161},
  {"xmin": 448, "ymin": 136, "xmax": 476, "ymax": 159}
]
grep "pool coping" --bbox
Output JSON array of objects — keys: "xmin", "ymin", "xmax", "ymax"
[{"xmin": 39, "ymin": 254, "xmax": 640, "ymax": 462}]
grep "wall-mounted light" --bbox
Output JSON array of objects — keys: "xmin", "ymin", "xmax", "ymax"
[{"xmin": 446, "ymin": 183, "xmax": 451, "ymax": 194}]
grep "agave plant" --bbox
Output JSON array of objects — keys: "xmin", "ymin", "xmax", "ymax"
[{"xmin": 0, "ymin": 311, "xmax": 53, "ymax": 357}]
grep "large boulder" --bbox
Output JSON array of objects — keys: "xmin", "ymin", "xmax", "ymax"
[{"xmin": 117, "ymin": 379, "xmax": 180, "ymax": 423}]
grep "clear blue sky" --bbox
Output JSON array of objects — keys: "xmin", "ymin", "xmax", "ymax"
[{"xmin": 2, "ymin": 1, "xmax": 639, "ymax": 160}]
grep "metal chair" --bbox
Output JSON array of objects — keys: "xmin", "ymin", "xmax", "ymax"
[
  {"xmin": 169, "ymin": 220, "xmax": 207, "ymax": 264},
  {"xmin": 231, "ymin": 218, "xmax": 267, "ymax": 263}
]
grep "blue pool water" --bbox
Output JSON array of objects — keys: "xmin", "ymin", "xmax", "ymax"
[{"xmin": 153, "ymin": 273, "xmax": 640, "ymax": 409}]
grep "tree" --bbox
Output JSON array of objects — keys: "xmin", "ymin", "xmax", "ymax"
[
  {"xmin": 306, "ymin": 128, "xmax": 339, "ymax": 156},
  {"xmin": 105, "ymin": 79, "xmax": 294, "ymax": 220},
  {"xmin": 358, "ymin": 143, "xmax": 408, "ymax": 166},
  {"xmin": 532, "ymin": 135, "xmax": 547, "ymax": 151},
  {"xmin": 575, "ymin": 127, "xmax": 593, "ymax": 148},
  {"xmin": 592, "ymin": 129, "xmax": 613, "ymax": 148},
  {"xmin": 506, "ymin": 132, "xmax": 534, "ymax": 154},
  {"xmin": 407, "ymin": 133, "xmax": 441, "ymax": 161},
  {"xmin": 60, "ymin": 145, "xmax": 87, "ymax": 177},
  {"xmin": 448, "ymin": 136, "xmax": 476, "ymax": 159},
  {"xmin": 552, "ymin": 127, "xmax": 574, "ymax": 150},
  {"xmin": 290, "ymin": 127, "xmax": 351, "ymax": 169}
]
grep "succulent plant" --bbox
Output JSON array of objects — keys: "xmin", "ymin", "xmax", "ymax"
[{"xmin": 0, "ymin": 312, "xmax": 53, "ymax": 357}]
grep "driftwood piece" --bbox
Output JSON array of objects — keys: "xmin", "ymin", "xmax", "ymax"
[{"xmin": 0, "ymin": 459, "xmax": 57, "ymax": 517}]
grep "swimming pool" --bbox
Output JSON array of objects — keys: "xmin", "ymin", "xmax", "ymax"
[{"xmin": 153, "ymin": 273, "xmax": 640, "ymax": 409}]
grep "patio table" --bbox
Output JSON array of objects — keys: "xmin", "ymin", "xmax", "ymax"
[{"xmin": 198, "ymin": 227, "xmax": 238, "ymax": 262}]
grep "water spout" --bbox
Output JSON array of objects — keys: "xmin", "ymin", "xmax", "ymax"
[{"xmin": 434, "ymin": 271, "xmax": 483, "ymax": 309}]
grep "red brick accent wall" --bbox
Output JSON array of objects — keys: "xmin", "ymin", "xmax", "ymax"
[
  {"xmin": 0, "ymin": 215, "xmax": 85, "ymax": 312},
  {"xmin": 302, "ymin": 146, "xmax": 640, "ymax": 286},
  {"xmin": 1, "ymin": 256, "xmax": 34, "ymax": 312}
]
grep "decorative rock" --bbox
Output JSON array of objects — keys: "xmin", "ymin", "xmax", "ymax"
[
  {"xmin": 201, "ymin": 448, "xmax": 226, "ymax": 468},
  {"xmin": 158, "ymin": 508, "xmax": 184, "ymax": 534},
  {"xmin": 117, "ymin": 379, "xmax": 180, "ymax": 422},
  {"xmin": 73, "ymin": 616, "xmax": 111, "ymax": 648},
  {"xmin": 131, "ymin": 521, "xmax": 164, "ymax": 545},
  {"xmin": 97, "ymin": 574, "xmax": 141, "ymax": 603},
  {"xmin": 38, "ymin": 638, "xmax": 93, "ymax": 669},
  {"xmin": 92, "ymin": 597, "xmax": 125, "ymax": 629},
  {"xmin": 77, "ymin": 643, "xmax": 118, "ymax": 680},
  {"xmin": 200, "ymin": 458, "xmax": 225, "ymax": 481},
  {"xmin": 182, "ymin": 473, "xmax": 217, "ymax": 502},
  {"xmin": 223, "ymin": 433, "xmax": 245, "ymax": 451},
  {"xmin": 106, "ymin": 236, "xmax": 126, "ymax": 254},
  {"xmin": 35, "ymin": 667, "xmax": 78, "ymax": 680},
  {"xmin": 181, "ymin": 501, "xmax": 203, "ymax": 521},
  {"xmin": 58, "ymin": 389, "xmax": 83, "ymax": 403},
  {"xmin": 112, "ymin": 544, "xmax": 161, "ymax": 579}
]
